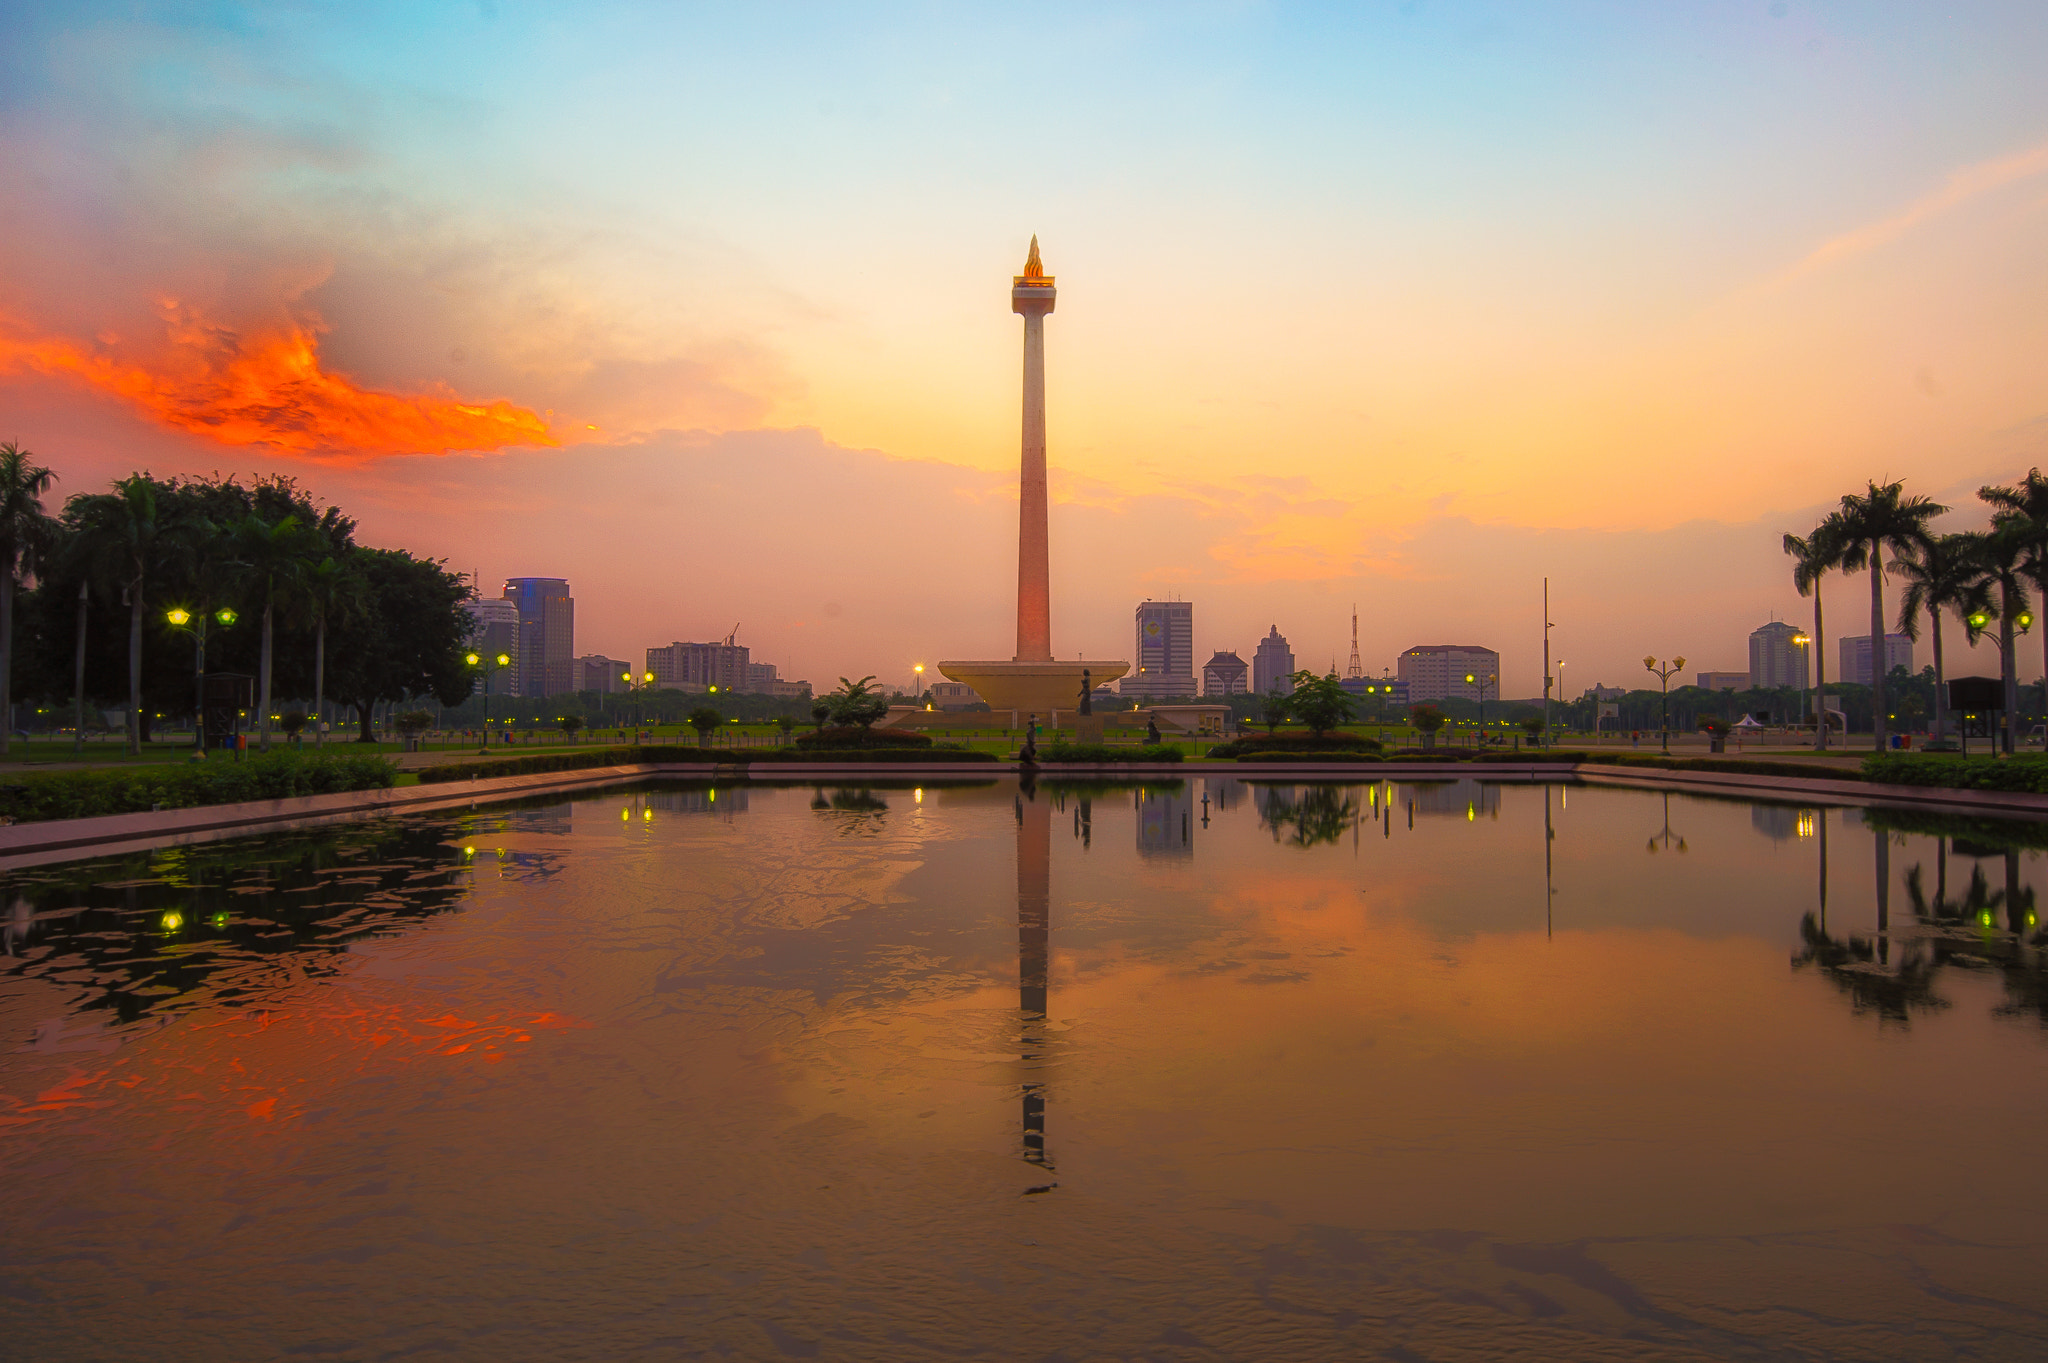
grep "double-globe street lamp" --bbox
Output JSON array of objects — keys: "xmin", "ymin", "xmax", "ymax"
[
  {"xmin": 1964, "ymin": 606, "xmax": 2034, "ymax": 754},
  {"xmin": 467, "ymin": 651, "xmax": 512, "ymax": 752},
  {"xmin": 166, "ymin": 606, "xmax": 238, "ymax": 751},
  {"xmin": 1644, "ymin": 655, "xmax": 1687, "ymax": 753},
  {"xmin": 621, "ymin": 669, "xmax": 656, "ymax": 730},
  {"xmin": 1464, "ymin": 670, "xmax": 1496, "ymax": 746}
]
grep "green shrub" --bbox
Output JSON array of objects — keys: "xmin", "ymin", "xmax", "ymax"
[
  {"xmin": 0, "ymin": 752, "xmax": 396, "ymax": 824},
  {"xmin": 1235, "ymin": 750, "xmax": 1385, "ymax": 763},
  {"xmin": 417, "ymin": 746, "xmax": 732, "ymax": 784},
  {"xmin": 1038, "ymin": 743, "xmax": 1184, "ymax": 764},
  {"xmin": 1863, "ymin": 753, "xmax": 2048, "ymax": 792},
  {"xmin": 1206, "ymin": 732, "xmax": 1380, "ymax": 759},
  {"xmin": 783, "ymin": 749, "xmax": 987, "ymax": 763},
  {"xmin": 793, "ymin": 725, "xmax": 932, "ymax": 750}
]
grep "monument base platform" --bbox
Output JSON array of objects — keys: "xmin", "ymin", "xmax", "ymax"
[{"xmin": 937, "ymin": 659, "xmax": 1129, "ymax": 721}]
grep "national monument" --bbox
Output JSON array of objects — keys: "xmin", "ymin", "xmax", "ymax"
[{"xmin": 939, "ymin": 239, "xmax": 1129, "ymax": 719}]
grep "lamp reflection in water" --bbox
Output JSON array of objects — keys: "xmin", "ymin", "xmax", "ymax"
[{"xmin": 1016, "ymin": 783, "xmax": 1054, "ymax": 1183}]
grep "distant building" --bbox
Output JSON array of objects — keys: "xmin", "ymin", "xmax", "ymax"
[
  {"xmin": 1839, "ymin": 633, "xmax": 1914, "ymax": 687},
  {"xmin": 647, "ymin": 639, "xmax": 749, "ymax": 692},
  {"xmin": 576, "ymin": 655, "xmax": 631, "ymax": 693},
  {"xmin": 462, "ymin": 599, "xmax": 521, "ymax": 697},
  {"xmin": 504, "ymin": 578, "xmax": 574, "ymax": 698},
  {"xmin": 1251, "ymin": 626, "xmax": 1296, "ymax": 695},
  {"xmin": 1137, "ymin": 787, "xmax": 1193, "ymax": 859},
  {"xmin": 1587, "ymin": 684, "xmax": 1627, "ymax": 701},
  {"xmin": 1202, "ymin": 650, "xmax": 1249, "ymax": 697},
  {"xmin": 929, "ymin": 681, "xmax": 983, "ymax": 711},
  {"xmin": 1120, "ymin": 600, "xmax": 1197, "ymax": 697},
  {"xmin": 1696, "ymin": 670, "xmax": 1750, "ymax": 691},
  {"xmin": 1748, "ymin": 621, "xmax": 1808, "ymax": 691},
  {"xmin": 1342, "ymin": 675, "xmax": 1408, "ymax": 706},
  {"xmin": 1397, "ymin": 644, "xmax": 1500, "ymax": 703}
]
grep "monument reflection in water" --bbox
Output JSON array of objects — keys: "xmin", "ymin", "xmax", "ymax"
[{"xmin": 4, "ymin": 777, "xmax": 2048, "ymax": 1361}]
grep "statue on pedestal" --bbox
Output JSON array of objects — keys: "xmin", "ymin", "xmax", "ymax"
[{"xmin": 1078, "ymin": 669, "xmax": 1092, "ymax": 716}]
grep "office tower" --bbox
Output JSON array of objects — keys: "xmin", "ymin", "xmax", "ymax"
[
  {"xmin": 1203, "ymin": 650, "xmax": 1249, "ymax": 697},
  {"xmin": 1252, "ymin": 626, "xmax": 1296, "ymax": 695},
  {"xmin": 1397, "ymin": 644, "xmax": 1500, "ymax": 703},
  {"xmin": 646, "ymin": 639, "xmax": 750, "ymax": 692},
  {"xmin": 1121, "ymin": 599, "xmax": 1196, "ymax": 697},
  {"xmin": 504, "ymin": 578, "xmax": 573, "ymax": 698},
  {"xmin": 1838, "ymin": 633, "xmax": 1914, "ymax": 686},
  {"xmin": 1748, "ymin": 621, "xmax": 1809, "ymax": 690},
  {"xmin": 462, "ymin": 599, "xmax": 522, "ymax": 697}
]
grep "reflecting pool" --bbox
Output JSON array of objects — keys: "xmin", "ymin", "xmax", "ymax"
[{"xmin": 4, "ymin": 777, "xmax": 2048, "ymax": 1360}]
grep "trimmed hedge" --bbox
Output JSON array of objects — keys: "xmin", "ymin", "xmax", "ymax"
[
  {"xmin": 1037, "ymin": 743, "xmax": 1185, "ymax": 764},
  {"xmin": 793, "ymin": 725, "xmax": 932, "ymax": 750},
  {"xmin": 1862, "ymin": 753, "xmax": 2048, "ymax": 792},
  {"xmin": 1206, "ymin": 733, "xmax": 1381, "ymax": 759},
  {"xmin": 752, "ymin": 747, "xmax": 996, "ymax": 763},
  {"xmin": 418, "ymin": 746, "xmax": 731, "ymax": 784},
  {"xmin": 1236, "ymin": 750, "xmax": 1386, "ymax": 764},
  {"xmin": 0, "ymin": 752, "xmax": 396, "ymax": 823}
]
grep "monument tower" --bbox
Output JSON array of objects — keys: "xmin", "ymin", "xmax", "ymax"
[{"xmin": 939, "ymin": 239, "xmax": 1128, "ymax": 720}]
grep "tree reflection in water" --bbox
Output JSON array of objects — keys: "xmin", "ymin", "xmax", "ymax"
[
  {"xmin": 1254, "ymin": 784, "xmax": 1360, "ymax": 848},
  {"xmin": 1796, "ymin": 806, "xmax": 2048, "ymax": 1028}
]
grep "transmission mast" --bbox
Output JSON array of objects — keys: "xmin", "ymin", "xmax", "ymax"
[{"xmin": 1346, "ymin": 604, "xmax": 1363, "ymax": 679}]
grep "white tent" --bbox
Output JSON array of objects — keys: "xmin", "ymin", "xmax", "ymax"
[{"xmin": 1733, "ymin": 715, "xmax": 1765, "ymax": 729}]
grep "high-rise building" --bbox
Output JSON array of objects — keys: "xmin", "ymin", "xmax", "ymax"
[
  {"xmin": 1121, "ymin": 599, "xmax": 1196, "ymax": 697},
  {"xmin": 462, "ymin": 599, "xmax": 522, "ymax": 696},
  {"xmin": 1748, "ymin": 621, "xmax": 1808, "ymax": 690},
  {"xmin": 1397, "ymin": 644, "xmax": 1500, "ymax": 703},
  {"xmin": 1202, "ymin": 650, "xmax": 1249, "ymax": 696},
  {"xmin": 646, "ymin": 639, "xmax": 750, "ymax": 692},
  {"xmin": 1252, "ymin": 626, "xmax": 1296, "ymax": 696},
  {"xmin": 1839, "ymin": 633, "xmax": 1914, "ymax": 686},
  {"xmin": 576, "ymin": 655, "xmax": 631, "ymax": 693},
  {"xmin": 504, "ymin": 578, "xmax": 574, "ymax": 698}
]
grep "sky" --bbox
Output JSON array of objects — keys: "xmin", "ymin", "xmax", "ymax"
[{"xmin": 2, "ymin": 0, "xmax": 2046, "ymax": 696}]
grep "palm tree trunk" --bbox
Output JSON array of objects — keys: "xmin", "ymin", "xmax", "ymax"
[
  {"xmin": 73, "ymin": 582, "xmax": 87, "ymax": 756},
  {"xmin": 258, "ymin": 600, "xmax": 274, "ymax": 753},
  {"xmin": 127, "ymin": 574, "xmax": 143, "ymax": 757},
  {"xmin": 0, "ymin": 572, "xmax": 14, "ymax": 759},
  {"xmin": 1929, "ymin": 608, "xmax": 1947, "ymax": 742},
  {"xmin": 1813, "ymin": 580, "xmax": 1828, "ymax": 750},
  {"xmin": 2003, "ymin": 616, "xmax": 2020, "ymax": 755},
  {"xmin": 1869, "ymin": 546, "xmax": 1887, "ymax": 753},
  {"xmin": 314, "ymin": 616, "xmax": 325, "ymax": 749}
]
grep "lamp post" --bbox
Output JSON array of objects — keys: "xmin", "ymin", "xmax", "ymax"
[
  {"xmin": 166, "ymin": 605, "xmax": 237, "ymax": 751},
  {"xmin": 1554, "ymin": 660, "xmax": 1565, "ymax": 742},
  {"xmin": 1791, "ymin": 630, "xmax": 1811, "ymax": 733},
  {"xmin": 622, "ymin": 669, "xmax": 656, "ymax": 730},
  {"xmin": 467, "ymin": 651, "xmax": 511, "ymax": 752},
  {"xmin": 913, "ymin": 663, "xmax": 925, "ymax": 701},
  {"xmin": 1965, "ymin": 607, "xmax": 2033, "ymax": 754},
  {"xmin": 1464, "ymin": 670, "xmax": 1496, "ymax": 746},
  {"xmin": 1644, "ymin": 655, "xmax": 1686, "ymax": 753}
]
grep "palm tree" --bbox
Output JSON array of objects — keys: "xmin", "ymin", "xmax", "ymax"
[
  {"xmin": 1966, "ymin": 517, "xmax": 2034, "ymax": 754},
  {"xmin": 297, "ymin": 555, "xmax": 361, "ymax": 748},
  {"xmin": 1784, "ymin": 513, "xmax": 1847, "ymax": 749},
  {"xmin": 67, "ymin": 475, "xmax": 173, "ymax": 756},
  {"xmin": 228, "ymin": 513, "xmax": 314, "ymax": 752},
  {"xmin": 1835, "ymin": 481, "xmax": 1947, "ymax": 751},
  {"xmin": 1891, "ymin": 532, "xmax": 1989, "ymax": 746},
  {"xmin": 0, "ymin": 444, "xmax": 57, "ymax": 757},
  {"xmin": 1980, "ymin": 468, "xmax": 2048, "ymax": 731}
]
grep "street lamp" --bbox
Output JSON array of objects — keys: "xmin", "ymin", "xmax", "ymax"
[
  {"xmin": 1791, "ymin": 631, "xmax": 1811, "ymax": 732},
  {"xmin": 467, "ymin": 651, "xmax": 511, "ymax": 751},
  {"xmin": 1464, "ymin": 670, "xmax": 1496, "ymax": 745},
  {"xmin": 913, "ymin": 663, "xmax": 925, "ymax": 701},
  {"xmin": 1554, "ymin": 660, "xmax": 1565, "ymax": 742},
  {"xmin": 165, "ymin": 605, "xmax": 238, "ymax": 751},
  {"xmin": 1644, "ymin": 655, "xmax": 1687, "ymax": 753},
  {"xmin": 1965, "ymin": 606, "xmax": 2034, "ymax": 753}
]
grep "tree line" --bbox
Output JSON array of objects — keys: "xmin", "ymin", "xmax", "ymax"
[
  {"xmin": 1784, "ymin": 472, "xmax": 2048, "ymax": 752},
  {"xmin": 0, "ymin": 444, "xmax": 473, "ymax": 754}
]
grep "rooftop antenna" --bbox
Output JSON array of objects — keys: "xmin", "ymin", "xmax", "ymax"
[{"xmin": 1346, "ymin": 604, "xmax": 1362, "ymax": 678}]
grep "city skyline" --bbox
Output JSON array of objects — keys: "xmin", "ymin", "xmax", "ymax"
[{"xmin": 3, "ymin": 6, "xmax": 2044, "ymax": 691}]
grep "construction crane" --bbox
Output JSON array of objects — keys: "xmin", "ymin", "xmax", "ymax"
[{"xmin": 724, "ymin": 623, "xmax": 739, "ymax": 647}]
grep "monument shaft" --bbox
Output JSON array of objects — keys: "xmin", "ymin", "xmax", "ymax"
[{"xmin": 1013, "ymin": 243, "xmax": 1055, "ymax": 663}]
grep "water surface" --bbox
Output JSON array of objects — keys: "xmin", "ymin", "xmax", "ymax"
[{"xmin": 3, "ymin": 776, "xmax": 2046, "ymax": 1361}]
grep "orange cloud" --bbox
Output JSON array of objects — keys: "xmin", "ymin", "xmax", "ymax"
[{"xmin": 0, "ymin": 302, "xmax": 553, "ymax": 459}]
